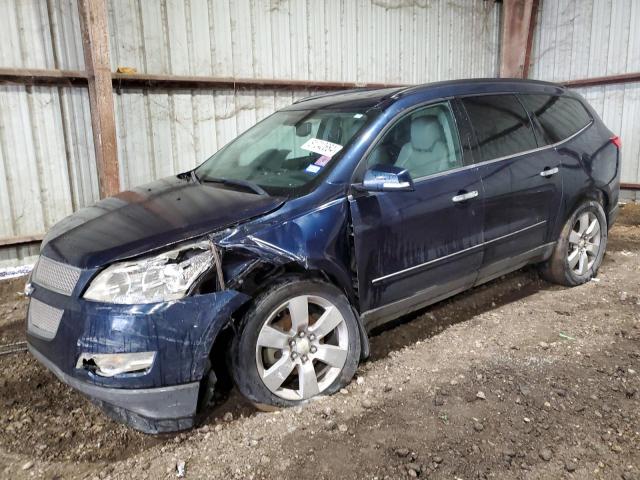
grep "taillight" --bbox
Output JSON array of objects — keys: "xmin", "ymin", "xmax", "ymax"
[{"xmin": 611, "ymin": 135, "xmax": 622, "ymax": 149}]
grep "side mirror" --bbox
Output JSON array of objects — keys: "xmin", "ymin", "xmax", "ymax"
[{"xmin": 357, "ymin": 164, "xmax": 415, "ymax": 192}]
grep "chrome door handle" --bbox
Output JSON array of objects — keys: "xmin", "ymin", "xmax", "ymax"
[
  {"xmin": 452, "ymin": 190, "xmax": 479, "ymax": 203},
  {"xmin": 540, "ymin": 167, "xmax": 559, "ymax": 177}
]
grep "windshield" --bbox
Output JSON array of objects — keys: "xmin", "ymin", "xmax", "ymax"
[{"xmin": 194, "ymin": 108, "xmax": 371, "ymax": 196}]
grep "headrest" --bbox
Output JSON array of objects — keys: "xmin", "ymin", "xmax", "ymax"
[
  {"xmin": 411, "ymin": 115, "xmax": 443, "ymax": 151},
  {"xmin": 327, "ymin": 118, "xmax": 343, "ymax": 144}
]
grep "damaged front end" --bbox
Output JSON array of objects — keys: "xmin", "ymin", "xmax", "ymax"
[
  {"xmin": 26, "ymin": 238, "xmax": 253, "ymax": 434},
  {"xmin": 27, "ymin": 194, "xmax": 366, "ymax": 433}
]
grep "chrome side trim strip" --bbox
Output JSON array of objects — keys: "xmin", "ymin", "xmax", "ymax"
[
  {"xmin": 405, "ymin": 119, "xmax": 594, "ymax": 186},
  {"xmin": 470, "ymin": 120, "xmax": 593, "ymax": 168},
  {"xmin": 371, "ymin": 220, "xmax": 547, "ymax": 285}
]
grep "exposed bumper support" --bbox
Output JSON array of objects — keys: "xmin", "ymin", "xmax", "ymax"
[{"xmin": 28, "ymin": 343, "xmax": 200, "ymax": 424}]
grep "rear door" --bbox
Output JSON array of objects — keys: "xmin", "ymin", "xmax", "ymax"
[
  {"xmin": 460, "ymin": 94, "xmax": 562, "ymax": 280},
  {"xmin": 348, "ymin": 101, "xmax": 484, "ymax": 328}
]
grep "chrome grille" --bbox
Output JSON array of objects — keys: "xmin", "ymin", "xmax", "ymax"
[
  {"xmin": 32, "ymin": 256, "xmax": 81, "ymax": 296},
  {"xmin": 27, "ymin": 298, "xmax": 64, "ymax": 340}
]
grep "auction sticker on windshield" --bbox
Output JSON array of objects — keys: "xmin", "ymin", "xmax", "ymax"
[{"xmin": 301, "ymin": 138, "xmax": 343, "ymax": 158}]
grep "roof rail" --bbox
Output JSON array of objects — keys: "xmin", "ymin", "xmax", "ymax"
[
  {"xmin": 389, "ymin": 78, "xmax": 564, "ymax": 99},
  {"xmin": 292, "ymin": 87, "xmax": 382, "ymax": 104}
]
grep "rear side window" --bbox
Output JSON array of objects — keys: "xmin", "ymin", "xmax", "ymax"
[
  {"xmin": 519, "ymin": 94, "xmax": 592, "ymax": 145},
  {"xmin": 461, "ymin": 94, "xmax": 538, "ymax": 163}
]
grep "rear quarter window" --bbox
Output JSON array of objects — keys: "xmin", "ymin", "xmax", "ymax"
[{"xmin": 518, "ymin": 94, "xmax": 592, "ymax": 145}]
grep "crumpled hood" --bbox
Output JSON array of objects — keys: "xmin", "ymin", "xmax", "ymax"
[{"xmin": 41, "ymin": 175, "xmax": 285, "ymax": 268}]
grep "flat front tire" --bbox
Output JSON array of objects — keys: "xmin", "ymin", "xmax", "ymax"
[
  {"xmin": 540, "ymin": 200, "xmax": 607, "ymax": 286},
  {"xmin": 230, "ymin": 277, "xmax": 361, "ymax": 408}
]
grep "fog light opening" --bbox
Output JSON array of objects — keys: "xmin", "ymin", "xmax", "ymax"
[{"xmin": 76, "ymin": 352, "xmax": 156, "ymax": 377}]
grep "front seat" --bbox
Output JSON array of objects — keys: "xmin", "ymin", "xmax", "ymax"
[{"xmin": 396, "ymin": 115, "xmax": 449, "ymax": 178}]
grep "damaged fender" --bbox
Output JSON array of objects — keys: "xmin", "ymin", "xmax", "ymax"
[{"xmin": 211, "ymin": 197, "xmax": 370, "ymax": 359}]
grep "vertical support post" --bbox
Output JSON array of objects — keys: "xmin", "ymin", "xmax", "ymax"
[
  {"xmin": 500, "ymin": 0, "xmax": 539, "ymax": 78},
  {"xmin": 78, "ymin": 0, "xmax": 119, "ymax": 198}
]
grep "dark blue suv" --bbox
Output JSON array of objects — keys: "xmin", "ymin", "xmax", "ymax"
[{"xmin": 26, "ymin": 79, "xmax": 621, "ymax": 433}]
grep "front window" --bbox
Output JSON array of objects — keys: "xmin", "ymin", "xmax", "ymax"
[
  {"xmin": 366, "ymin": 102, "xmax": 463, "ymax": 179},
  {"xmin": 195, "ymin": 108, "xmax": 372, "ymax": 196}
]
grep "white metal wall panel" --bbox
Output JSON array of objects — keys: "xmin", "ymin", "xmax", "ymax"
[
  {"xmin": 0, "ymin": 0, "xmax": 84, "ymax": 70},
  {"xmin": 0, "ymin": 85, "xmax": 96, "ymax": 268},
  {"xmin": 110, "ymin": 0, "xmax": 501, "ymax": 191},
  {"xmin": 108, "ymin": 0, "xmax": 500, "ymax": 82},
  {"xmin": 530, "ymin": 0, "xmax": 640, "ymax": 81},
  {"xmin": 530, "ymin": 0, "xmax": 640, "ymax": 186},
  {"xmin": 114, "ymin": 87, "xmax": 319, "ymax": 190},
  {"xmin": 0, "ymin": 0, "xmax": 97, "ymax": 267}
]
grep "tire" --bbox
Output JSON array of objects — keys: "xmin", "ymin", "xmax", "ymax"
[
  {"xmin": 540, "ymin": 200, "xmax": 608, "ymax": 286},
  {"xmin": 230, "ymin": 276, "xmax": 361, "ymax": 409}
]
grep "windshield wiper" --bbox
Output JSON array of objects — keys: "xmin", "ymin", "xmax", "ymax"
[{"xmin": 199, "ymin": 175, "xmax": 268, "ymax": 196}]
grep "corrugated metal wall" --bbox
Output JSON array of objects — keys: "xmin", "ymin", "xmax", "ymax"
[
  {"xmin": 0, "ymin": 0, "xmax": 98, "ymax": 266},
  {"xmin": 0, "ymin": 0, "xmax": 502, "ymax": 267},
  {"xmin": 108, "ymin": 0, "xmax": 501, "ymax": 190},
  {"xmin": 529, "ymin": 0, "xmax": 640, "ymax": 199}
]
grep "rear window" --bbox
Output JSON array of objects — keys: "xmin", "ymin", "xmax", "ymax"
[
  {"xmin": 461, "ymin": 94, "xmax": 538, "ymax": 163},
  {"xmin": 518, "ymin": 94, "xmax": 592, "ymax": 145}
]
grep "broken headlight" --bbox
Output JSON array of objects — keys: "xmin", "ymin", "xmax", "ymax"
[{"xmin": 84, "ymin": 240, "xmax": 214, "ymax": 304}]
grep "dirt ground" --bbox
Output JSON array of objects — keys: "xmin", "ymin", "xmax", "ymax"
[{"xmin": 0, "ymin": 204, "xmax": 638, "ymax": 480}]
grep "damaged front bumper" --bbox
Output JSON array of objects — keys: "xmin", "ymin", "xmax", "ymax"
[
  {"xmin": 28, "ymin": 344, "xmax": 200, "ymax": 432},
  {"xmin": 27, "ymin": 285, "xmax": 249, "ymax": 434}
]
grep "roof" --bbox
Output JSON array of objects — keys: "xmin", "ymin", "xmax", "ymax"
[{"xmin": 285, "ymin": 78, "xmax": 566, "ymax": 111}]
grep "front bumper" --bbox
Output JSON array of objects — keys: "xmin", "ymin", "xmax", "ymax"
[
  {"xmin": 26, "ymin": 285, "xmax": 250, "ymax": 433},
  {"xmin": 29, "ymin": 343, "xmax": 199, "ymax": 432}
]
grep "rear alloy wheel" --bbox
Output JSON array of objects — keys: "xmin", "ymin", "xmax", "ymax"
[
  {"xmin": 540, "ymin": 200, "xmax": 607, "ymax": 286},
  {"xmin": 567, "ymin": 211, "xmax": 602, "ymax": 276},
  {"xmin": 231, "ymin": 278, "xmax": 361, "ymax": 408}
]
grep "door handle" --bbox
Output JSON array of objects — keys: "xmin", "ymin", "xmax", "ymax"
[
  {"xmin": 540, "ymin": 167, "xmax": 559, "ymax": 177},
  {"xmin": 452, "ymin": 190, "xmax": 479, "ymax": 203}
]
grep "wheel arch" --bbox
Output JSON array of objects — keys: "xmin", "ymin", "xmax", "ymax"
[
  {"xmin": 199, "ymin": 261, "xmax": 369, "ymax": 410},
  {"xmin": 564, "ymin": 188, "xmax": 608, "ymax": 228},
  {"xmin": 227, "ymin": 262, "xmax": 369, "ymax": 360}
]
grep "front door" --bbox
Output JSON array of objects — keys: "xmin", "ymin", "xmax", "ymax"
[{"xmin": 348, "ymin": 101, "xmax": 484, "ymax": 329}]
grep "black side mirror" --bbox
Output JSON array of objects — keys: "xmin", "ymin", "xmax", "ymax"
[{"xmin": 356, "ymin": 164, "xmax": 415, "ymax": 192}]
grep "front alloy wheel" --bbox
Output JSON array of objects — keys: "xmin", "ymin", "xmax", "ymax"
[
  {"xmin": 256, "ymin": 295, "xmax": 349, "ymax": 400},
  {"xmin": 231, "ymin": 277, "xmax": 361, "ymax": 408}
]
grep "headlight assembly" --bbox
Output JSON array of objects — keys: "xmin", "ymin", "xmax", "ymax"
[{"xmin": 83, "ymin": 240, "xmax": 214, "ymax": 304}]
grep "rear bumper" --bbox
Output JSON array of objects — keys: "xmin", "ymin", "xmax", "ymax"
[{"xmin": 29, "ymin": 343, "xmax": 200, "ymax": 432}]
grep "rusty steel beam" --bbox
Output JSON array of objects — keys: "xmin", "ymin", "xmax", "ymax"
[
  {"xmin": 500, "ymin": 0, "xmax": 538, "ymax": 78},
  {"xmin": 0, "ymin": 234, "xmax": 44, "ymax": 248},
  {"xmin": 0, "ymin": 68, "xmax": 402, "ymax": 91},
  {"xmin": 0, "ymin": 68, "xmax": 88, "ymax": 86},
  {"xmin": 562, "ymin": 72, "xmax": 640, "ymax": 88},
  {"xmin": 621, "ymin": 183, "xmax": 640, "ymax": 191},
  {"xmin": 111, "ymin": 72, "xmax": 403, "ymax": 91},
  {"xmin": 5, "ymin": 67, "xmax": 640, "ymax": 93},
  {"xmin": 522, "ymin": 0, "xmax": 540, "ymax": 78},
  {"xmin": 78, "ymin": 0, "xmax": 120, "ymax": 199}
]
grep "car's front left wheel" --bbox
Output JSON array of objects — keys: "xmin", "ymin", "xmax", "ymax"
[{"xmin": 230, "ymin": 277, "xmax": 361, "ymax": 408}]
